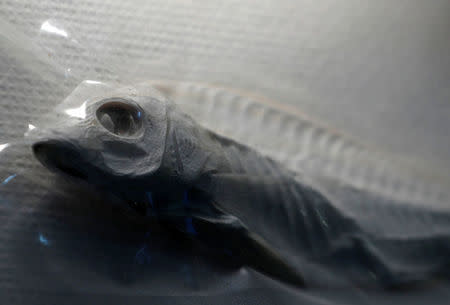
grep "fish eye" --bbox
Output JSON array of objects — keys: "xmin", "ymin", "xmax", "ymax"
[{"xmin": 96, "ymin": 101, "xmax": 143, "ymax": 137}]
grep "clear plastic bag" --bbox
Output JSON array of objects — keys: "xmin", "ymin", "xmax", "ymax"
[{"xmin": 1, "ymin": 4, "xmax": 450, "ymax": 305}]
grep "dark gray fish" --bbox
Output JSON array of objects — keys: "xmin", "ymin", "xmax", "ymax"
[{"xmin": 30, "ymin": 83, "xmax": 450, "ymax": 289}]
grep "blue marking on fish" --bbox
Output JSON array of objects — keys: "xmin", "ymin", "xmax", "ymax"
[
  {"xmin": 135, "ymin": 244, "xmax": 152, "ymax": 264},
  {"xmin": 38, "ymin": 233, "xmax": 50, "ymax": 246},
  {"xmin": 2, "ymin": 174, "xmax": 16, "ymax": 185},
  {"xmin": 185, "ymin": 217, "xmax": 197, "ymax": 235}
]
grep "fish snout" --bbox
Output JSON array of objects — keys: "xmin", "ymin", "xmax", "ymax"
[{"xmin": 32, "ymin": 140, "xmax": 88, "ymax": 180}]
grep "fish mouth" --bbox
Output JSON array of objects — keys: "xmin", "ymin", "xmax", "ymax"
[{"xmin": 33, "ymin": 141, "xmax": 88, "ymax": 180}]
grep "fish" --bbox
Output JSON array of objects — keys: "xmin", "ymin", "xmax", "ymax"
[{"xmin": 29, "ymin": 82, "xmax": 450, "ymax": 290}]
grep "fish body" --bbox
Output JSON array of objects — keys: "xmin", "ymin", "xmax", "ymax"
[{"xmin": 31, "ymin": 83, "xmax": 450, "ymax": 289}]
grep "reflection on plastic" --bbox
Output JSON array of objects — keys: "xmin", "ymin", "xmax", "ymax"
[
  {"xmin": 85, "ymin": 80, "xmax": 103, "ymax": 85},
  {"xmin": 40, "ymin": 21, "xmax": 68, "ymax": 38},
  {"xmin": 65, "ymin": 101, "xmax": 87, "ymax": 119},
  {"xmin": 0, "ymin": 143, "xmax": 9, "ymax": 152}
]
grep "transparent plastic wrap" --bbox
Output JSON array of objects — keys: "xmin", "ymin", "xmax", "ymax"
[{"xmin": 1, "ymin": 6, "xmax": 450, "ymax": 305}]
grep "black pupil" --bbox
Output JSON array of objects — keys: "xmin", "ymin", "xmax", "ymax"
[{"xmin": 96, "ymin": 102, "xmax": 142, "ymax": 136}]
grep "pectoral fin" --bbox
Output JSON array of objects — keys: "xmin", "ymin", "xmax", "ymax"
[{"xmin": 189, "ymin": 209, "xmax": 306, "ymax": 288}]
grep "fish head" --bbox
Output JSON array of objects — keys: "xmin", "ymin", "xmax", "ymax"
[{"xmin": 31, "ymin": 84, "xmax": 171, "ymax": 197}]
